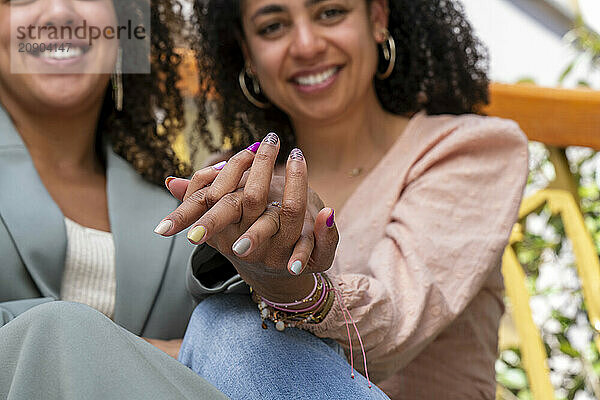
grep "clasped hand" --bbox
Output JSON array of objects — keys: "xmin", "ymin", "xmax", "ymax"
[{"xmin": 155, "ymin": 133, "xmax": 338, "ymax": 303}]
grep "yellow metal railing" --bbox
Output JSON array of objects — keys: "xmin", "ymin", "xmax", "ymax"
[
  {"xmin": 502, "ymin": 189, "xmax": 600, "ymax": 399},
  {"xmin": 485, "ymin": 82, "xmax": 600, "ymax": 399}
]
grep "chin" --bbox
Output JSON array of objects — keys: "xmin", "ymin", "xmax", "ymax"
[
  {"xmin": 30, "ymin": 75, "xmax": 103, "ymax": 109},
  {"xmin": 294, "ymin": 103, "xmax": 349, "ymax": 123},
  {"xmin": 37, "ymin": 88, "xmax": 100, "ymax": 113}
]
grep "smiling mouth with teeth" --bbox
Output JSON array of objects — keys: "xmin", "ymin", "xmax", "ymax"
[
  {"xmin": 294, "ymin": 67, "xmax": 340, "ymax": 86},
  {"xmin": 30, "ymin": 45, "xmax": 91, "ymax": 60}
]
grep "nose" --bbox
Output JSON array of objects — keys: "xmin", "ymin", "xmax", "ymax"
[
  {"xmin": 37, "ymin": 0, "xmax": 79, "ymax": 28},
  {"xmin": 289, "ymin": 21, "xmax": 327, "ymax": 61}
]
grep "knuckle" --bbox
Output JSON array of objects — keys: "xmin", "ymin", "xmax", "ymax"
[
  {"xmin": 191, "ymin": 169, "xmax": 205, "ymax": 181},
  {"xmin": 299, "ymin": 233, "xmax": 314, "ymax": 245},
  {"xmin": 167, "ymin": 209, "xmax": 187, "ymax": 227},
  {"xmin": 204, "ymin": 188, "xmax": 221, "ymax": 208},
  {"xmin": 242, "ymin": 190, "xmax": 265, "ymax": 211},
  {"xmin": 262, "ymin": 209, "xmax": 280, "ymax": 232},
  {"xmin": 281, "ymin": 198, "xmax": 303, "ymax": 217},
  {"xmin": 199, "ymin": 212, "xmax": 218, "ymax": 230},
  {"xmin": 221, "ymin": 192, "xmax": 243, "ymax": 210},
  {"xmin": 187, "ymin": 190, "xmax": 207, "ymax": 208}
]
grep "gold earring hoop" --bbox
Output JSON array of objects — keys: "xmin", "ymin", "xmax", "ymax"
[
  {"xmin": 376, "ymin": 28, "xmax": 396, "ymax": 80},
  {"xmin": 239, "ymin": 66, "xmax": 270, "ymax": 109},
  {"xmin": 111, "ymin": 47, "xmax": 123, "ymax": 111}
]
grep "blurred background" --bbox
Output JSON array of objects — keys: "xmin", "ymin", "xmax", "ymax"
[{"xmin": 460, "ymin": 1, "xmax": 600, "ymax": 399}]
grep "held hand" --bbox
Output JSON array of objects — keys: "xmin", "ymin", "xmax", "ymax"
[
  {"xmin": 153, "ymin": 141, "xmax": 261, "ymax": 236},
  {"xmin": 157, "ymin": 133, "xmax": 339, "ymax": 302}
]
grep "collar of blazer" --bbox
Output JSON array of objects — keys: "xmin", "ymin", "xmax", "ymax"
[{"xmin": 0, "ymin": 105, "xmax": 181, "ymax": 334}]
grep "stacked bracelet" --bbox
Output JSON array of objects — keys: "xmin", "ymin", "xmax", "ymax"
[
  {"xmin": 253, "ymin": 273, "xmax": 372, "ymax": 388},
  {"xmin": 255, "ymin": 273, "xmax": 335, "ymax": 332}
]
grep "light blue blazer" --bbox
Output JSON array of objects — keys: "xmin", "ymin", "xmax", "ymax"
[{"xmin": 0, "ymin": 105, "xmax": 202, "ymax": 338}]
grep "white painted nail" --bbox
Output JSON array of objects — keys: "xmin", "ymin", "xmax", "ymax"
[
  {"xmin": 232, "ymin": 238, "xmax": 252, "ymax": 255},
  {"xmin": 290, "ymin": 260, "xmax": 303, "ymax": 275},
  {"xmin": 154, "ymin": 219, "xmax": 173, "ymax": 235}
]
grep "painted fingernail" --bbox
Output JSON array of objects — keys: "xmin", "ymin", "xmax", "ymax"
[
  {"xmin": 154, "ymin": 219, "xmax": 173, "ymax": 235},
  {"xmin": 246, "ymin": 142, "xmax": 261, "ymax": 153},
  {"xmin": 188, "ymin": 226, "xmax": 206, "ymax": 244},
  {"xmin": 164, "ymin": 176, "xmax": 176, "ymax": 189},
  {"xmin": 232, "ymin": 237, "xmax": 252, "ymax": 256},
  {"xmin": 326, "ymin": 209, "xmax": 335, "ymax": 228},
  {"xmin": 290, "ymin": 260, "xmax": 303, "ymax": 275},
  {"xmin": 212, "ymin": 161, "xmax": 227, "ymax": 170},
  {"xmin": 289, "ymin": 148, "xmax": 304, "ymax": 161},
  {"xmin": 263, "ymin": 132, "xmax": 279, "ymax": 145}
]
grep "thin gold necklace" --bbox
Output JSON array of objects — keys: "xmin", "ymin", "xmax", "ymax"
[{"xmin": 348, "ymin": 167, "xmax": 363, "ymax": 177}]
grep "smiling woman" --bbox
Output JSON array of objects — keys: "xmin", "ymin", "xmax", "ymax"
[
  {"xmin": 171, "ymin": 0, "xmax": 529, "ymax": 398},
  {"xmin": 0, "ymin": 0, "xmax": 229, "ymax": 399}
]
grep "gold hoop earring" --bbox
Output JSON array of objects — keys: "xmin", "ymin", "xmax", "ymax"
[
  {"xmin": 376, "ymin": 28, "xmax": 396, "ymax": 80},
  {"xmin": 238, "ymin": 66, "xmax": 269, "ymax": 109},
  {"xmin": 111, "ymin": 47, "xmax": 123, "ymax": 111}
]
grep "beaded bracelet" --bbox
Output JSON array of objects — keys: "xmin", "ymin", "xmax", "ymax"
[
  {"xmin": 262, "ymin": 273, "xmax": 327, "ymax": 313},
  {"xmin": 255, "ymin": 273, "xmax": 334, "ymax": 331}
]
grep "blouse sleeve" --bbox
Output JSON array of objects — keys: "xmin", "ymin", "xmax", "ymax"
[{"xmin": 304, "ymin": 117, "xmax": 529, "ymax": 381}]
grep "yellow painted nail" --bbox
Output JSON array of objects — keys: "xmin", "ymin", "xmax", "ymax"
[{"xmin": 187, "ymin": 226, "xmax": 206, "ymax": 243}]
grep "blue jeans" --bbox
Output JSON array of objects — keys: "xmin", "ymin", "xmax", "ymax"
[{"xmin": 179, "ymin": 294, "xmax": 390, "ymax": 400}]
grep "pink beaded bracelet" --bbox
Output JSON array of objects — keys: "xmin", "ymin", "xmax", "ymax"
[{"xmin": 261, "ymin": 274, "xmax": 327, "ymax": 314}]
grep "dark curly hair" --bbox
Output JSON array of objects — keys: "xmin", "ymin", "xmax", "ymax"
[
  {"xmin": 96, "ymin": 0, "xmax": 192, "ymax": 185},
  {"xmin": 190, "ymin": 0, "xmax": 490, "ymax": 162}
]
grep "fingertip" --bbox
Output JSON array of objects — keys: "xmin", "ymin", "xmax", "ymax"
[
  {"xmin": 165, "ymin": 176, "xmax": 176, "ymax": 189},
  {"xmin": 212, "ymin": 161, "xmax": 227, "ymax": 170},
  {"xmin": 315, "ymin": 207, "xmax": 334, "ymax": 228},
  {"xmin": 288, "ymin": 148, "xmax": 305, "ymax": 162},
  {"xmin": 167, "ymin": 178, "xmax": 190, "ymax": 202},
  {"xmin": 262, "ymin": 132, "xmax": 279, "ymax": 146},
  {"xmin": 232, "ymin": 237, "xmax": 252, "ymax": 256},
  {"xmin": 289, "ymin": 260, "xmax": 303, "ymax": 276},
  {"xmin": 246, "ymin": 142, "xmax": 261, "ymax": 153},
  {"xmin": 187, "ymin": 225, "xmax": 207, "ymax": 245},
  {"xmin": 326, "ymin": 208, "xmax": 335, "ymax": 228},
  {"xmin": 154, "ymin": 219, "xmax": 173, "ymax": 236}
]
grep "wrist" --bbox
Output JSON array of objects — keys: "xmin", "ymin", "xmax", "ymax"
[
  {"xmin": 250, "ymin": 273, "xmax": 316, "ymax": 304},
  {"xmin": 223, "ymin": 254, "xmax": 316, "ymax": 303}
]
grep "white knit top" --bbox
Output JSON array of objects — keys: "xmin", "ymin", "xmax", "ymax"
[{"xmin": 60, "ymin": 218, "xmax": 116, "ymax": 319}]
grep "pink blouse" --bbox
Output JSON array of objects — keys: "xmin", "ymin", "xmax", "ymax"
[{"xmin": 306, "ymin": 112, "xmax": 529, "ymax": 399}]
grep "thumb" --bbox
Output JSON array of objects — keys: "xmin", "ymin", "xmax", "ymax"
[{"xmin": 309, "ymin": 208, "xmax": 338, "ymax": 271}]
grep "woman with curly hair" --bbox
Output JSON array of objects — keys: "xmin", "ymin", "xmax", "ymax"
[
  {"xmin": 0, "ymin": 0, "xmax": 227, "ymax": 398},
  {"xmin": 156, "ymin": 0, "xmax": 529, "ymax": 398}
]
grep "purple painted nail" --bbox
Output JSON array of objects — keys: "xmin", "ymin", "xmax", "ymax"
[
  {"xmin": 289, "ymin": 148, "xmax": 304, "ymax": 161},
  {"xmin": 263, "ymin": 132, "xmax": 279, "ymax": 145},
  {"xmin": 246, "ymin": 142, "xmax": 261, "ymax": 153},
  {"xmin": 326, "ymin": 209, "xmax": 335, "ymax": 228},
  {"xmin": 212, "ymin": 161, "xmax": 227, "ymax": 170}
]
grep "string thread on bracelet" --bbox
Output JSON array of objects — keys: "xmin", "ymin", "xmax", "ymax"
[
  {"xmin": 332, "ymin": 286, "xmax": 371, "ymax": 388},
  {"xmin": 258, "ymin": 273, "xmax": 371, "ymax": 388}
]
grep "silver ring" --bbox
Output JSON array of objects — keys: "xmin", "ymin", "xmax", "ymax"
[{"xmin": 269, "ymin": 201, "xmax": 282, "ymax": 209}]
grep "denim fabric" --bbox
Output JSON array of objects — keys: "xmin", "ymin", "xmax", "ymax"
[{"xmin": 179, "ymin": 294, "xmax": 390, "ymax": 400}]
